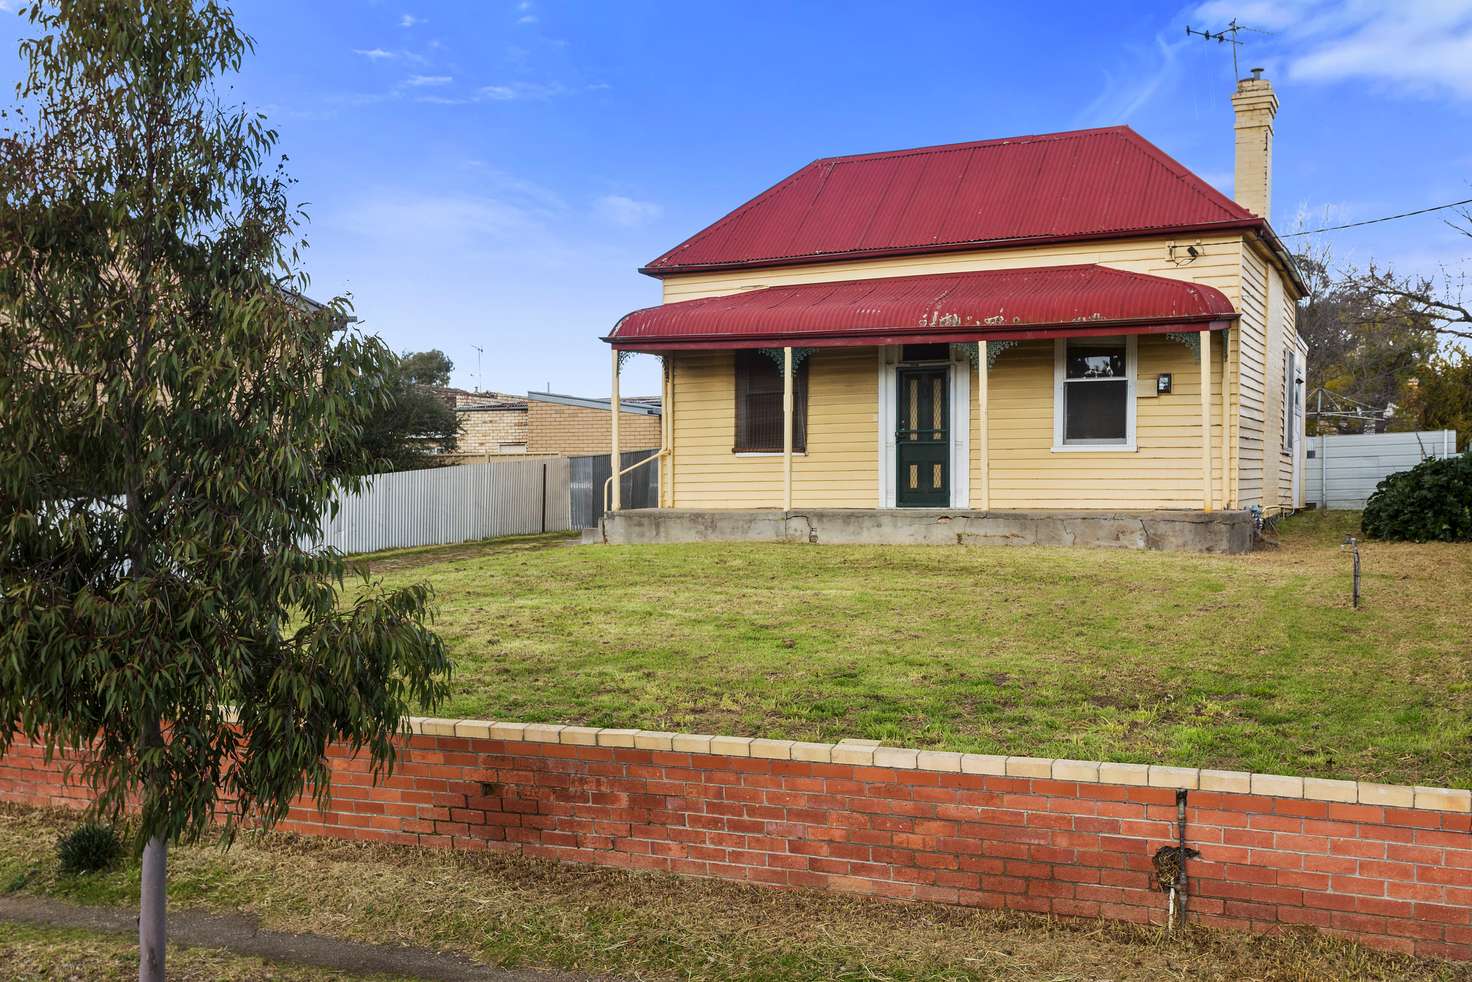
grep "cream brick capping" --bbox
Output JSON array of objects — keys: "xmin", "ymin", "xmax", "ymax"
[{"xmin": 406, "ymin": 717, "xmax": 1472, "ymax": 814}]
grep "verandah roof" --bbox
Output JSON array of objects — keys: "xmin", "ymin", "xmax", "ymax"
[{"xmin": 606, "ymin": 264, "xmax": 1237, "ymax": 352}]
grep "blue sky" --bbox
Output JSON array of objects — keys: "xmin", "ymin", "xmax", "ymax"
[{"xmin": 4, "ymin": 0, "xmax": 1471, "ymax": 396}]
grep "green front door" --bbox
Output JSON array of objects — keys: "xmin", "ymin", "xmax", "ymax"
[{"xmin": 896, "ymin": 366, "xmax": 949, "ymax": 507}]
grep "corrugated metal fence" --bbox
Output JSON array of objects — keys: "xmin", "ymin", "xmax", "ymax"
[
  {"xmin": 1305, "ymin": 429, "xmax": 1458, "ymax": 509},
  {"xmin": 313, "ymin": 457, "xmax": 571, "ymax": 554},
  {"xmin": 569, "ymin": 449, "xmax": 660, "ymax": 529}
]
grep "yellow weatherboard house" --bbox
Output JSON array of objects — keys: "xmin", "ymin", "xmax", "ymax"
[{"xmin": 602, "ymin": 71, "xmax": 1306, "ymax": 553}]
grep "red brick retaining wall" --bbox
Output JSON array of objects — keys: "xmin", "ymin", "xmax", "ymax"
[{"xmin": 3, "ymin": 726, "xmax": 1470, "ymax": 961}]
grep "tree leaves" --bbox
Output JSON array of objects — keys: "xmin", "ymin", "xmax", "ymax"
[{"xmin": 0, "ymin": 0, "xmax": 451, "ymax": 853}]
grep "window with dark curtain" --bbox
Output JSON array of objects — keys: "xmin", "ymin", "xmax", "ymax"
[{"xmin": 734, "ymin": 350, "xmax": 808, "ymax": 452}]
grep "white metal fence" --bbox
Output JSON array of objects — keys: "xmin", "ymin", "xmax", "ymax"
[
  {"xmin": 1305, "ymin": 429, "xmax": 1458, "ymax": 509},
  {"xmin": 311, "ymin": 457, "xmax": 571, "ymax": 554}
]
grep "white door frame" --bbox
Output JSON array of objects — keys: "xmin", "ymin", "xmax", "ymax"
[{"xmin": 876, "ymin": 346, "xmax": 969, "ymax": 508}]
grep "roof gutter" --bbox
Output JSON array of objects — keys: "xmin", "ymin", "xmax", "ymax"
[
  {"xmin": 1249, "ymin": 222, "xmax": 1309, "ymax": 298},
  {"xmin": 605, "ymin": 313, "xmax": 1238, "ymax": 351}
]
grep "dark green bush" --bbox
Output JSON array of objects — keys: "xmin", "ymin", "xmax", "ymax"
[
  {"xmin": 1362, "ymin": 452, "xmax": 1472, "ymax": 542},
  {"xmin": 56, "ymin": 822, "xmax": 122, "ymax": 876}
]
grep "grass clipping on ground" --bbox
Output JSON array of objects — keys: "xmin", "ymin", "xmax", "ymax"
[
  {"xmin": 0, "ymin": 922, "xmax": 412, "ymax": 982},
  {"xmin": 359, "ymin": 512, "xmax": 1472, "ymax": 788},
  {"xmin": 3, "ymin": 806, "xmax": 1466, "ymax": 982}
]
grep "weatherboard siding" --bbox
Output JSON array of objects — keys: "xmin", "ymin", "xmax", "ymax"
[
  {"xmin": 657, "ymin": 233, "xmax": 1300, "ymax": 512},
  {"xmin": 668, "ymin": 348, "xmax": 878, "ymax": 509},
  {"xmin": 971, "ymin": 336, "xmax": 1227, "ymax": 510},
  {"xmin": 668, "ymin": 339, "xmax": 1228, "ymax": 512},
  {"xmin": 1255, "ymin": 243, "xmax": 1302, "ymax": 515},
  {"xmin": 1236, "ymin": 246, "xmax": 1269, "ymax": 510}
]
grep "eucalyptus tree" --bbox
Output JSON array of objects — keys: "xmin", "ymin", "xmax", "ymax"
[{"xmin": 0, "ymin": 3, "xmax": 450, "ymax": 979}]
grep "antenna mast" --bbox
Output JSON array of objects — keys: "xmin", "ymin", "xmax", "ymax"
[
  {"xmin": 471, "ymin": 344, "xmax": 484, "ymax": 393},
  {"xmin": 1185, "ymin": 17, "xmax": 1269, "ymax": 79}
]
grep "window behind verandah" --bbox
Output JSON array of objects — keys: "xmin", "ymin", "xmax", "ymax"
[{"xmin": 734, "ymin": 350, "xmax": 808, "ymax": 453}]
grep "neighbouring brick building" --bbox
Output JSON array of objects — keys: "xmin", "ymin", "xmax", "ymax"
[
  {"xmin": 426, "ymin": 388, "xmax": 532, "ymax": 457},
  {"xmin": 458, "ymin": 402, "xmax": 531, "ymax": 455},
  {"xmin": 525, "ymin": 391, "xmax": 662, "ymax": 455},
  {"xmin": 441, "ymin": 388, "xmax": 661, "ymax": 459}
]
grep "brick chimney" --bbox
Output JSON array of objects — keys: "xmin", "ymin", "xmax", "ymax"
[{"xmin": 1231, "ymin": 67, "xmax": 1278, "ymax": 219}]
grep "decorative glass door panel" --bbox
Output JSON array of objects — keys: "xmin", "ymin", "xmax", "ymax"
[{"xmin": 896, "ymin": 367, "xmax": 948, "ymax": 506}]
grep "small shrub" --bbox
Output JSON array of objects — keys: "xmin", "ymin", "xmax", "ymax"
[
  {"xmin": 1362, "ymin": 452, "xmax": 1472, "ymax": 542},
  {"xmin": 56, "ymin": 822, "xmax": 123, "ymax": 876}
]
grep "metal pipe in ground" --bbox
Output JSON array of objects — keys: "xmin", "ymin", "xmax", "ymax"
[{"xmin": 1175, "ymin": 789, "xmax": 1189, "ymax": 926}]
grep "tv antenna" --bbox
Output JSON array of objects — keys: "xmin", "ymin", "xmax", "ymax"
[
  {"xmin": 471, "ymin": 344, "xmax": 484, "ymax": 393},
  {"xmin": 1185, "ymin": 18, "xmax": 1271, "ymax": 80}
]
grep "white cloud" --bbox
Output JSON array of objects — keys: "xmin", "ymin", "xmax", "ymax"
[
  {"xmin": 476, "ymin": 81, "xmax": 566, "ymax": 101},
  {"xmin": 331, "ymin": 180, "xmax": 591, "ymax": 271},
  {"xmin": 1075, "ymin": 34, "xmax": 1185, "ymax": 124},
  {"xmin": 1191, "ymin": 0, "xmax": 1472, "ymax": 100},
  {"xmin": 341, "ymin": 193, "xmax": 548, "ymax": 249},
  {"xmin": 352, "ymin": 48, "xmax": 397, "ymax": 60},
  {"xmin": 404, "ymin": 74, "xmax": 452, "ymax": 87},
  {"xmin": 400, "ymin": 13, "xmax": 420, "ymax": 28},
  {"xmin": 595, "ymin": 194, "xmax": 662, "ymax": 228}
]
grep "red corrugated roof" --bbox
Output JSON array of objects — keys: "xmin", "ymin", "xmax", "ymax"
[
  {"xmin": 642, "ymin": 127, "xmax": 1262, "ymax": 276},
  {"xmin": 608, "ymin": 265, "xmax": 1236, "ymax": 351}
]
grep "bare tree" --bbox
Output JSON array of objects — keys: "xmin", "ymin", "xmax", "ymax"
[{"xmin": 1360, "ymin": 209, "xmax": 1472, "ymax": 344}]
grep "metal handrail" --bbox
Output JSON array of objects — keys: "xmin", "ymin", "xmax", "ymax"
[{"xmin": 603, "ymin": 448, "xmax": 668, "ymax": 514}]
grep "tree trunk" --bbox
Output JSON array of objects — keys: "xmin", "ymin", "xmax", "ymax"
[{"xmin": 139, "ymin": 831, "xmax": 167, "ymax": 982}]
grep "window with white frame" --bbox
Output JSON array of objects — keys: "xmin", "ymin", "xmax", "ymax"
[{"xmin": 1053, "ymin": 336, "xmax": 1136, "ymax": 450}]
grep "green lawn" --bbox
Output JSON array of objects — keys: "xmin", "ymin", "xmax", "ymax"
[
  {"xmin": 2, "ymin": 805, "xmax": 1462, "ymax": 981},
  {"xmin": 365, "ymin": 511, "xmax": 1472, "ymax": 788}
]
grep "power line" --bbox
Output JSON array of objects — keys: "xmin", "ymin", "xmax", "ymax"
[{"xmin": 1284, "ymin": 197, "xmax": 1472, "ymax": 237}]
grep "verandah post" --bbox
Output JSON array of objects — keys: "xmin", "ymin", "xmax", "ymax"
[
  {"xmin": 662, "ymin": 355, "xmax": 673, "ymax": 508},
  {"xmin": 1220, "ymin": 330, "xmax": 1231, "ymax": 509},
  {"xmin": 782, "ymin": 346, "xmax": 793, "ymax": 511},
  {"xmin": 977, "ymin": 340, "xmax": 989, "ymax": 510},
  {"xmin": 1200, "ymin": 330, "xmax": 1212, "ymax": 511},
  {"xmin": 610, "ymin": 347, "xmax": 621, "ymax": 512}
]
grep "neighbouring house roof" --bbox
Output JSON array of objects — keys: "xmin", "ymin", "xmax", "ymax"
[
  {"xmin": 641, "ymin": 126, "xmax": 1282, "ymax": 278},
  {"xmin": 527, "ymin": 391, "xmax": 662, "ymax": 416},
  {"xmin": 455, "ymin": 402, "xmax": 528, "ymax": 413},
  {"xmin": 428, "ymin": 386, "xmax": 526, "ymax": 411},
  {"xmin": 281, "ymin": 289, "xmax": 358, "ymax": 325},
  {"xmin": 607, "ymin": 265, "xmax": 1236, "ymax": 352}
]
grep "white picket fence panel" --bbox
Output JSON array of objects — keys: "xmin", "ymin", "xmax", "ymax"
[
  {"xmin": 311, "ymin": 457, "xmax": 571, "ymax": 554},
  {"xmin": 1304, "ymin": 429, "xmax": 1458, "ymax": 509}
]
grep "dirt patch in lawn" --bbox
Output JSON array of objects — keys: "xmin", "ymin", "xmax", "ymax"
[{"xmin": 351, "ymin": 531, "xmax": 580, "ymax": 575}]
